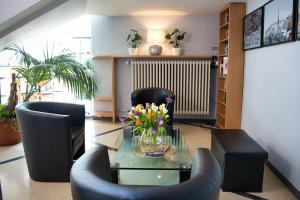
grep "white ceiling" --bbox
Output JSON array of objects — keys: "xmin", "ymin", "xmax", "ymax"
[
  {"xmin": 86, "ymin": 0, "xmax": 247, "ymax": 16},
  {"xmin": 0, "ymin": 0, "xmax": 40, "ymax": 24}
]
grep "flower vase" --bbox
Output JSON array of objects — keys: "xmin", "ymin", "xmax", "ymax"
[{"xmin": 140, "ymin": 129, "xmax": 162, "ymax": 146}]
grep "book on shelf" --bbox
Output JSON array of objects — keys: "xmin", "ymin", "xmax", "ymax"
[{"xmin": 220, "ymin": 57, "xmax": 228, "ymax": 76}]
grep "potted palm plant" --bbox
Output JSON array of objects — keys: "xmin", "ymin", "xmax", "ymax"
[
  {"xmin": 127, "ymin": 29, "xmax": 142, "ymax": 55},
  {"xmin": 0, "ymin": 73, "xmax": 20, "ymax": 146},
  {"xmin": 0, "ymin": 44, "xmax": 100, "ymax": 146},
  {"xmin": 5, "ymin": 44, "xmax": 99, "ymax": 102},
  {"xmin": 165, "ymin": 28, "xmax": 187, "ymax": 56}
]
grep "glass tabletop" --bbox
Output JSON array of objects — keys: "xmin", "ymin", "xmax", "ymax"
[{"xmin": 111, "ymin": 126, "xmax": 192, "ymax": 170}]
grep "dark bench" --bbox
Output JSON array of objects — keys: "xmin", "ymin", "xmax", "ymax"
[{"xmin": 211, "ymin": 129, "xmax": 268, "ymax": 192}]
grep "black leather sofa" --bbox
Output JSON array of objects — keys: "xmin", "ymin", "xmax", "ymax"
[
  {"xmin": 131, "ymin": 88, "xmax": 175, "ymax": 125},
  {"xmin": 15, "ymin": 102, "xmax": 85, "ymax": 182},
  {"xmin": 70, "ymin": 145, "xmax": 221, "ymax": 200}
]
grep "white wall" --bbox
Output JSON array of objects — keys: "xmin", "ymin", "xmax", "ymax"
[
  {"xmin": 242, "ymin": 0, "xmax": 300, "ymax": 191},
  {"xmin": 91, "ymin": 15, "xmax": 218, "ymax": 116}
]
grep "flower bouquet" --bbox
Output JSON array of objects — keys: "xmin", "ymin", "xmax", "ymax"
[{"xmin": 128, "ymin": 103, "xmax": 169, "ymax": 145}]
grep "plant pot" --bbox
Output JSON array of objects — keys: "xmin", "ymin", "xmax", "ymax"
[
  {"xmin": 172, "ymin": 48, "xmax": 183, "ymax": 56},
  {"xmin": 0, "ymin": 120, "xmax": 21, "ymax": 146},
  {"xmin": 128, "ymin": 48, "xmax": 138, "ymax": 56}
]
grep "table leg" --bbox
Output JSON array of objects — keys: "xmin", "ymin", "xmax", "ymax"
[
  {"xmin": 110, "ymin": 163, "xmax": 119, "ymax": 184},
  {"xmin": 179, "ymin": 163, "xmax": 192, "ymax": 183}
]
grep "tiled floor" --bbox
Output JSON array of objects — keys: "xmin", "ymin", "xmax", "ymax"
[{"xmin": 0, "ymin": 119, "xmax": 297, "ymax": 200}]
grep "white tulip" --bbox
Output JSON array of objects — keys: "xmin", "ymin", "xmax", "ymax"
[{"xmin": 163, "ymin": 108, "xmax": 168, "ymax": 114}]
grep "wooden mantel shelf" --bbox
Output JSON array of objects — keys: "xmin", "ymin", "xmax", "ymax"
[
  {"xmin": 93, "ymin": 55, "xmax": 212, "ymax": 60},
  {"xmin": 92, "ymin": 54, "xmax": 212, "ymax": 123}
]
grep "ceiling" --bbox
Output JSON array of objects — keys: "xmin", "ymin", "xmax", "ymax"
[
  {"xmin": 86, "ymin": 0, "xmax": 247, "ymax": 16},
  {"xmin": 0, "ymin": 0, "xmax": 68, "ymax": 38}
]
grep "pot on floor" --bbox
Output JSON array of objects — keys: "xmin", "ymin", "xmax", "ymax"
[{"xmin": 0, "ymin": 119, "xmax": 21, "ymax": 146}]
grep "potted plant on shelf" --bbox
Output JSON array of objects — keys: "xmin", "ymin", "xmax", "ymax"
[
  {"xmin": 165, "ymin": 28, "xmax": 187, "ymax": 56},
  {"xmin": 127, "ymin": 29, "xmax": 142, "ymax": 56},
  {"xmin": 0, "ymin": 73, "xmax": 21, "ymax": 146}
]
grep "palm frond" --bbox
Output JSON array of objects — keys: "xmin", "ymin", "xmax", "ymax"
[{"xmin": 5, "ymin": 43, "xmax": 100, "ymax": 102}]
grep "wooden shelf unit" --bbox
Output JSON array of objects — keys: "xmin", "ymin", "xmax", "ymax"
[
  {"xmin": 216, "ymin": 3, "xmax": 245, "ymax": 129},
  {"xmin": 93, "ymin": 57, "xmax": 116, "ymax": 123}
]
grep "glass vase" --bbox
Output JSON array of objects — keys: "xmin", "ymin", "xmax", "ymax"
[{"xmin": 140, "ymin": 129, "xmax": 162, "ymax": 146}]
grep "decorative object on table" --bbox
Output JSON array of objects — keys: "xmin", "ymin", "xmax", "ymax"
[
  {"xmin": 243, "ymin": 6, "xmax": 264, "ymax": 50},
  {"xmin": 4, "ymin": 44, "xmax": 99, "ymax": 102},
  {"xmin": 131, "ymin": 88, "xmax": 175, "ymax": 126},
  {"xmin": 263, "ymin": 0, "xmax": 295, "ymax": 46},
  {"xmin": 129, "ymin": 102, "xmax": 169, "ymax": 146},
  {"xmin": 297, "ymin": 0, "xmax": 300, "ymax": 40},
  {"xmin": 137, "ymin": 142, "xmax": 172, "ymax": 158},
  {"xmin": 127, "ymin": 29, "xmax": 142, "ymax": 56},
  {"xmin": 147, "ymin": 29, "xmax": 164, "ymax": 55},
  {"xmin": 165, "ymin": 28, "xmax": 187, "ymax": 56},
  {"xmin": 0, "ymin": 73, "xmax": 21, "ymax": 146}
]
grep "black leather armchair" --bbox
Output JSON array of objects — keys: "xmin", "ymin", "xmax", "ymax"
[
  {"xmin": 70, "ymin": 146, "xmax": 221, "ymax": 200},
  {"xmin": 131, "ymin": 88, "xmax": 175, "ymax": 125},
  {"xmin": 15, "ymin": 102, "xmax": 85, "ymax": 182},
  {"xmin": 0, "ymin": 180, "xmax": 2, "ymax": 200}
]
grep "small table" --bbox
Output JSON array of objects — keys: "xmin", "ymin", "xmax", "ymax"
[{"xmin": 110, "ymin": 126, "xmax": 193, "ymax": 184}]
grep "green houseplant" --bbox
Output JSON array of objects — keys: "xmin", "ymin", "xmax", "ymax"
[
  {"xmin": 127, "ymin": 29, "xmax": 142, "ymax": 55},
  {"xmin": 0, "ymin": 73, "xmax": 21, "ymax": 146},
  {"xmin": 0, "ymin": 44, "xmax": 100, "ymax": 145},
  {"xmin": 4, "ymin": 44, "xmax": 99, "ymax": 102},
  {"xmin": 165, "ymin": 28, "xmax": 187, "ymax": 55}
]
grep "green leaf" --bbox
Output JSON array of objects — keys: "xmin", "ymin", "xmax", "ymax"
[
  {"xmin": 127, "ymin": 34, "xmax": 131, "ymax": 41},
  {"xmin": 165, "ymin": 33, "xmax": 171, "ymax": 40},
  {"xmin": 173, "ymin": 28, "xmax": 180, "ymax": 35},
  {"xmin": 5, "ymin": 43, "xmax": 100, "ymax": 101},
  {"xmin": 130, "ymin": 29, "xmax": 138, "ymax": 32},
  {"xmin": 177, "ymin": 35, "xmax": 183, "ymax": 40}
]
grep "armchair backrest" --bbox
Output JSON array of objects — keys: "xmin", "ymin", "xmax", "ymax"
[
  {"xmin": 26, "ymin": 102, "xmax": 85, "ymax": 127},
  {"xmin": 71, "ymin": 147, "xmax": 221, "ymax": 200}
]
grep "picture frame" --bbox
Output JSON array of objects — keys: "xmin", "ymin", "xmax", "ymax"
[
  {"xmin": 243, "ymin": 7, "xmax": 264, "ymax": 50},
  {"xmin": 263, "ymin": 0, "xmax": 295, "ymax": 46},
  {"xmin": 297, "ymin": 0, "xmax": 300, "ymax": 40}
]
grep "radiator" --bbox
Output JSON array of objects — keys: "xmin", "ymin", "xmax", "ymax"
[{"xmin": 130, "ymin": 59, "xmax": 211, "ymax": 116}]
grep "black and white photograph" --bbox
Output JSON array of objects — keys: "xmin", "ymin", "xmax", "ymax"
[
  {"xmin": 263, "ymin": 0, "xmax": 294, "ymax": 46},
  {"xmin": 298, "ymin": 0, "xmax": 300, "ymax": 40},
  {"xmin": 243, "ymin": 7, "xmax": 264, "ymax": 50}
]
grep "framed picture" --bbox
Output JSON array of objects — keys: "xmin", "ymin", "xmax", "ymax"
[
  {"xmin": 297, "ymin": 0, "xmax": 300, "ymax": 40},
  {"xmin": 263, "ymin": 0, "xmax": 295, "ymax": 46},
  {"xmin": 243, "ymin": 7, "xmax": 264, "ymax": 50}
]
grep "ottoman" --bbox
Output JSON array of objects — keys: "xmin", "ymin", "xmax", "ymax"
[{"xmin": 211, "ymin": 129, "xmax": 268, "ymax": 192}]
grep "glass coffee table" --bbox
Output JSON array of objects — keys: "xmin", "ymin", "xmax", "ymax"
[{"xmin": 110, "ymin": 126, "xmax": 193, "ymax": 184}]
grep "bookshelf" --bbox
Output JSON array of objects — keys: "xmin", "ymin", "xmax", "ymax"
[{"xmin": 216, "ymin": 3, "xmax": 246, "ymax": 129}]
